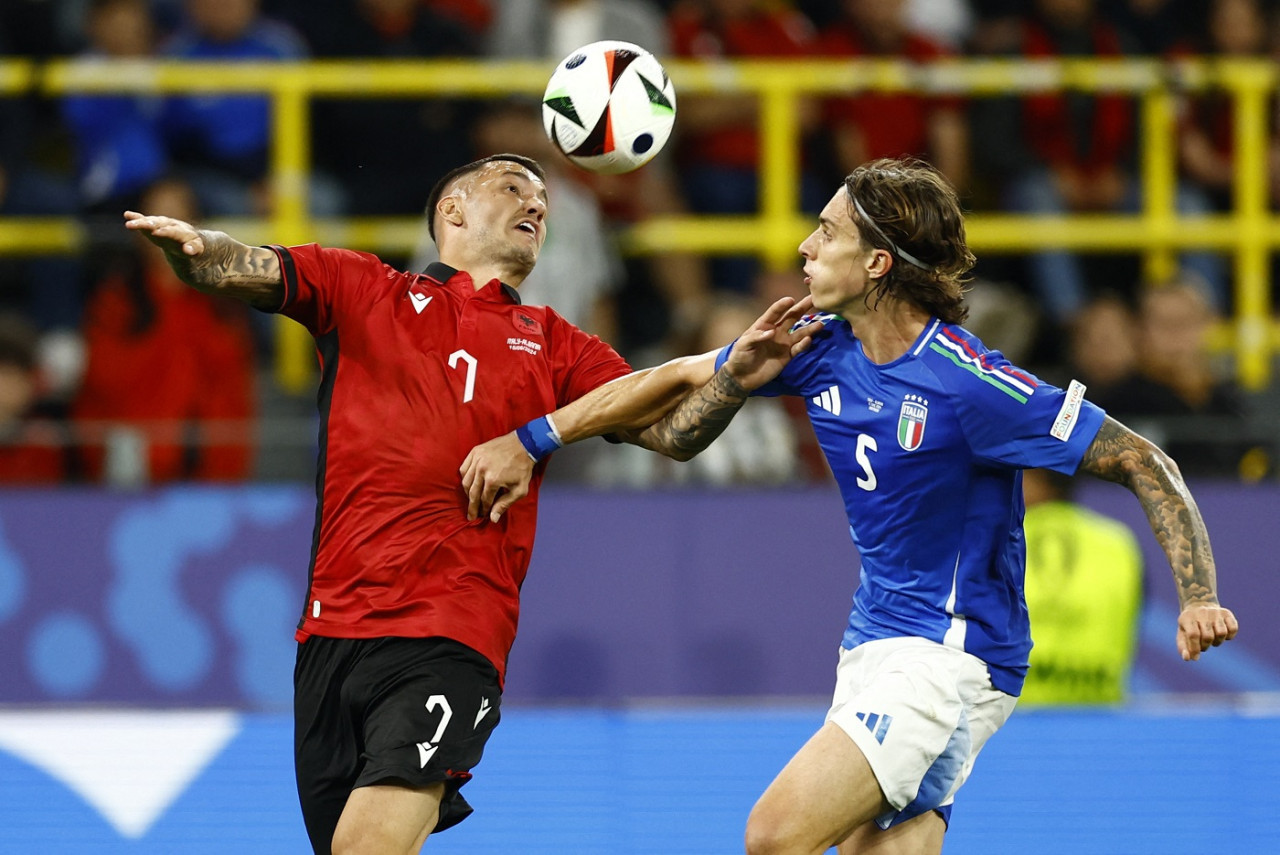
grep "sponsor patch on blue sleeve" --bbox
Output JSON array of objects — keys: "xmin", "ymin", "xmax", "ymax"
[{"xmin": 1050, "ymin": 379, "xmax": 1087, "ymax": 441}]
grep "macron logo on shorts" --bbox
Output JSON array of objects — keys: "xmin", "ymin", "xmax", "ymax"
[
  {"xmin": 854, "ymin": 710, "xmax": 894, "ymax": 744},
  {"xmin": 474, "ymin": 697, "xmax": 491, "ymax": 729}
]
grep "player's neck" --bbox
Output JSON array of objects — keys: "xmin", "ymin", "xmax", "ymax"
[
  {"xmin": 439, "ymin": 253, "xmax": 530, "ymax": 291},
  {"xmin": 850, "ymin": 300, "xmax": 931, "ymax": 365}
]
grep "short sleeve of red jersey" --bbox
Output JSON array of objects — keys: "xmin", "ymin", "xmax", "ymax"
[
  {"xmin": 262, "ymin": 243, "xmax": 385, "ymax": 336},
  {"xmin": 542, "ymin": 307, "xmax": 632, "ymax": 405}
]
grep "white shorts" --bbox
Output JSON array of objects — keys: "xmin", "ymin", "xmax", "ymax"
[{"xmin": 825, "ymin": 636, "xmax": 1017, "ymax": 830}]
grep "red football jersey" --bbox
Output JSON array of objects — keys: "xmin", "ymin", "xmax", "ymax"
[{"xmin": 268, "ymin": 245, "xmax": 632, "ymax": 684}]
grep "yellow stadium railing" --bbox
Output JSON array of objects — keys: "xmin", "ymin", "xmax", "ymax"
[{"xmin": 1, "ymin": 57, "xmax": 1277, "ymax": 389}]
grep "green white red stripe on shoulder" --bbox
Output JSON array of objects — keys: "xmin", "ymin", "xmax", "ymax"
[
  {"xmin": 790, "ymin": 311, "xmax": 839, "ymax": 333},
  {"xmin": 928, "ymin": 326, "xmax": 1038, "ymax": 403}
]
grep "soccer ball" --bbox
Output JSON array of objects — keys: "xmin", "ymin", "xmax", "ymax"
[{"xmin": 541, "ymin": 40, "xmax": 677, "ymax": 175}]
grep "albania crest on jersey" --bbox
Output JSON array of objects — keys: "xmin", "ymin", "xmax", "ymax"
[
  {"xmin": 513, "ymin": 311, "xmax": 543, "ymax": 337},
  {"xmin": 897, "ymin": 395, "xmax": 928, "ymax": 451}
]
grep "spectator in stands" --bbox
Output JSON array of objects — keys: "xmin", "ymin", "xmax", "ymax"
[
  {"xmin": 966, "ymin": 0, "xmax": 1023, "ymax": 55},
  {"xmin": 161, "ymin": 0, "xmax": 339, "ymax": 216},
  {"xmin": 973, "ymin": 0, "xmax": 1226, "ymax": 324},
  {"xmin": 905, "ymin": 0, "xmax": 975, "ymax": 51},
  {"xmin": 412, "ymin": 98, "xmax": 622, "ymax": 342},
  {"xmin": 306, "ymin": 0, "xmax": 479, "ymax": 223},
  {"xmin": 424, "ymin": 0, "xmax": 495, "ymax": 38},
  {"xmin": 667, "ymin": 0, "xmax": 823, "ymax": 293},
  {"xmin": 1107, "ymin": 0, "xmax": 1196, "ymax": 56},
  {"xmin": 486, "ymin": 0, "xmax": 712, "ymax": 360},
  {"xmin": 814, "ymin": 0, "xmax": 970, "ymax": 192},
  {"xmin": 0, "ymin": 27, "xmax": 86, "ymax": 401},
  {"xmin": 0, "ymin": 313, "xmax": 72, "ymax": 483},
  {"xmin": 62, "ymin": 0, "xmax": 168, "ymax": 214},
  {"xmin": 73, "ymin": 177, "xmax": 256, "ymax": 483},
  {"xmin": 1019, "ymin": 467, "xmax": 1143, "ymax": 706},
  {"xmin": 1098, "ymin": 278, "xmax": 1260, "ymax": 479},
  {"xmin": 488, "ymin": 0, "xmax": 670, "ymax": 58},
  {"xmin": 803, "ymin": 0, "xmax": 974, "ymax": 50},
  {"xmin": 1176, "ymin": 0, "xmax": 1278, "ymax": 215},
  {"xmin": 1063, "ymin": 293, "xmax": 1140, "ymax": 396}
]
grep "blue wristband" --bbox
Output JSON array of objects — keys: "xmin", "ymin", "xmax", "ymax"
[{"xmin": 515, "ymin": 414, "xmax": 563, "ymax": 462}]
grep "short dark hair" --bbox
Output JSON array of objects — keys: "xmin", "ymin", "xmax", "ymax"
[
  {"xmin": 844, "ymin": 157, "xmax": 975, "ymax": 325},
  {"xmin": 424, "ymin": 153, "xmax": 547, "ymax": 243}
]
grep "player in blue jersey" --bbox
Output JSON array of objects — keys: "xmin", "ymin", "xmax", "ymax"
[{"xmin": 460, "ymin": 157, "xmax": 1239, "ymax": 855}]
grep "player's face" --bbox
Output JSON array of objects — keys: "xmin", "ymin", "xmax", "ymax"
[
  {"xmin": 458, "ymin": 162, "xmax": 549, "ymax": 271},
  {"xmin": 799, "ymin": 189, "xmax": 882, "ymax": 316}
]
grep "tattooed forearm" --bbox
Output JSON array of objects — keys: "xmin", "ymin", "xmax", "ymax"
[
  {"xmin": 633, "ymin": 366, "xmax": 750, "ymax": 461},
  {"xmin": 164, "ymin": 231, "xmax": 283, "ymax": 309},
  {"xmin": 1079, "ymin": 417, "xmax": 1218, "ymax": 608}
]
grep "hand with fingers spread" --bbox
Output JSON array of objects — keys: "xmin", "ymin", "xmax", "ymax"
[
  {"xmin": 1176, "ymin": 602, "xmax": 1239, "ymax": 661},
  {"xmin": 723, "ymin": 294, "xmax": 822, "ymax": 391},
  {"xmin": 460, "ymin": 433, "xmax": 533, "ymax": 523}
]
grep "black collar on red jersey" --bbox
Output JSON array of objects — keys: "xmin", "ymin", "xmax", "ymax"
[{"xmin": 422, "ymin": 261, "xmax": 522, "ymax": 305}]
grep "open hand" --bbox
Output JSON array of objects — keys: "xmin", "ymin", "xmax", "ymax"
[
  {"xmin": 123, "ymin": 210, "xmax": 206, "ymax": 256},
  {"xmin": 723, "ymin": 294, "xmax": 823, "ymax": 391}
]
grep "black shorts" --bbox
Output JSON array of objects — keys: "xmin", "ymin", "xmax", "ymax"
[{"xmin": 293, "ymin": 636, "xmax": 502, "ymax": 853}]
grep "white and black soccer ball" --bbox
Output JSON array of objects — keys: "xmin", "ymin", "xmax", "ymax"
[{"xmin": 541, "ymin": 40, "xmax": 677, "ymax": 175}]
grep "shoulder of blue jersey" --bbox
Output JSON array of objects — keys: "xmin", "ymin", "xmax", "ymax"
[{"xmin": 923, "ymin": 324, "xmax": 1040, "ymax": 403}]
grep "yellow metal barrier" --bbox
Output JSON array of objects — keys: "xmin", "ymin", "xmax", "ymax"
[{"xmin": 1, "ymin": 57, "xmax": 1277, "ymax": 388}]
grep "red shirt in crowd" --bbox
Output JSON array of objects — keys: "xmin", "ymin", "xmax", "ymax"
[
  {"xmin": 814, "ymin": 25, "xmax": 961, "ymax": 163},
  {"xmin": 668, "ymin": 4, "xmax": 813, "ymax": 168},
  {"xmin": 73, "ymin": 265, "xmax": 256, "ymax": 482},
  {"xmin": 269, "ymin": 247, "xmax": 632, "ymax": 684},
  {"xmin": 1020, "ymin": 18, "xmax": 1134, "ymax": 175}
]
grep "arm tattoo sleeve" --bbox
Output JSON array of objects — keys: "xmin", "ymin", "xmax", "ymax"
[
  {"xmin": 1078, "ymin": 416, "xmax": 1219, "ymax": 608},
  {"xmin": 165, "ymin": 231, "xmax": 284, "ymax": 310},
  {"xmin": 632, "ymin": 366, "xmax": 751, "ymax": 461}
]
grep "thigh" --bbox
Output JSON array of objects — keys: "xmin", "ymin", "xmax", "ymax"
[
  {"xmin": 351, "ymin": 638, "xmax": 502, "ymax": 833},
  {"xmin": 746, "ymin": 722, "xmax": 888, "ymax": 854},
  {"xmin": 294, "ymin": 638, "xmax": 364, "ymax": 855},
  {"xmin": 825, "ymin": 639, "xmax": 1016, "ymax": 829},
  {"xmin": 331, "ymin": 782, "xmax": 446, "ymax": 855}
]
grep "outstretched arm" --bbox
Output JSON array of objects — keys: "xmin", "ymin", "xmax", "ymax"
[
  {"xmin": 460, "ymin": 295, "xmax": 821, "ymax": 521},
  {"xmin": 1078, "ymin": 416, "xmax": 1238, "ymax": 661},
  {"xmin": 123, "ymin": 211, "xmax": 283, "ymax": 310}
]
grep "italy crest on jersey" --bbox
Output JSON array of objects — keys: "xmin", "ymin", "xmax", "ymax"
[{"xmin": 897, "ymin": 395, "xmax": 928, "ymax": 451}]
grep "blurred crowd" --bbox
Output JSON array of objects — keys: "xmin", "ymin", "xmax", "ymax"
[{"xmin": 1, "ymin": 0, "xmax": 1277, "ymax": 485}]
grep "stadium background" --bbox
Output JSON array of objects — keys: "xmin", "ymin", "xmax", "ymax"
[{"xmin": 2, "ymin": 1, "xmax": 1279, "ymax": 852}]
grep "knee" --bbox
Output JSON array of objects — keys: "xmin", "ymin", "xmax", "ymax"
[{"xmin": 744, "ymin": 799, "xmax": 804, "ymax": 855}]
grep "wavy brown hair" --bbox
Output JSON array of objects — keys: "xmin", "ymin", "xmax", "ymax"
[{"xmin": 843, "ymin": 157, "xmax": 975, "ymax": 324}]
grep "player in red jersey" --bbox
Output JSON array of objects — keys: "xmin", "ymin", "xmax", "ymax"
[{"xmin": 124, "ymin": 152, "xmax": 818, "ymax": 853}]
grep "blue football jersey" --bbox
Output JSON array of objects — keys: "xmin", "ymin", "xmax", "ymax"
[{"xmin": 716, "ymin": 317, "xmax": 1106, "ymax": 695}]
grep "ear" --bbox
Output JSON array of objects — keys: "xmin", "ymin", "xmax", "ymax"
[
  {"xmin": 867, "ymin": 248, "xmax": 894, "ymax": 279},
  {"xmin": 438, "ymin": 194, "xmax": 464, "ymax": 232}
]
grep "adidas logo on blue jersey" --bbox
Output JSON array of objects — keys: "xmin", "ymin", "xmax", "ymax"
[
  {"xmin": 813, "ymin": 385, "xmax": 842, "ymax": 415},
  {"xmin": 854, "ymin": 711, "xmax": 893, "ymax": 744}
]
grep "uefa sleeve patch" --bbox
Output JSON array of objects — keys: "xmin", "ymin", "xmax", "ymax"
[{"xmin": 1050, "ymin": 379, "xmax": 1087, "ymax": 441}]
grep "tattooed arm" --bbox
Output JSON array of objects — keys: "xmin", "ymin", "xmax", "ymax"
[
  {"xmin": 1079, "ymin": 416, "xmax": 1239, "ymax": 661},
  {"xmin": 460, "ymin": 295, "xmax": 822, "ymax": 521},
  {"xmin": 123, "ymin": 211, "xmax": 283, "ymax": 310},
  {"xmin": 624, "ymin": 364, "xmax": 751, "ymax": 461}
]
